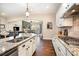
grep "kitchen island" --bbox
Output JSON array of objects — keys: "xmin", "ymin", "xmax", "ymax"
[{"xmin": 0, "ymin": 33, "xmax": 37, "ymax": 56}]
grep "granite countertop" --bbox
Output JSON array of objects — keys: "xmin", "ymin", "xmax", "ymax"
[
  {"xmin": 0, "ymin": 33, "xmax": 37, "ymax": 55},
  {"xmin": 57, "ymin": 36, "xmax": 79, "ymax": 56}
]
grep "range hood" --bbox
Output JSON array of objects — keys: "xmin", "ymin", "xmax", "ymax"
[{"xmin": 63, "ymin": 4, "xmax": 79, "ymax": 18}]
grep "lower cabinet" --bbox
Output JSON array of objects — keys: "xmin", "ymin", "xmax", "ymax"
[
  {"xmin": 18, "ymin": 36, "xmax": 36, "ymax": 56},
  {"xmin": 32, "ymin": 37, "xmax": 36, "ymax": 54},
  {"xmin": 18, "ymin": 40, "xmax": 30, "ymax": 56},
  {"xmin": 18, "ymin": 42, "xmax": 28, "ymax": 56},
  {"xmin": 52, "ymin": 37, "xmax": 72, "ymax": 56}
]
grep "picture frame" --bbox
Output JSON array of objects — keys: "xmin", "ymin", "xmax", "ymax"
[{"xmin": 47, "ymin": 22, "xmax": 52, "ymax": 29}]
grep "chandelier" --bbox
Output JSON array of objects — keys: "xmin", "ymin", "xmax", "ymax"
[{"xmin": 26, "ymin": 3, "xmax": 30, "ymax": 17}]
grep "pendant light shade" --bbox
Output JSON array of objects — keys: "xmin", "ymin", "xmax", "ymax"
[
  {"xmin": 26, "ymin": 11, "xmax": 29, "ymax": 17},
  {"xmin": 26, "ymin": 3, "xmax": 30, "ymax": 17}
]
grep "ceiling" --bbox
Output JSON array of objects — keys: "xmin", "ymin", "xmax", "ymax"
[{"xmin": 0, "ymin": 3, "xmax": 61, "ymax": 18}]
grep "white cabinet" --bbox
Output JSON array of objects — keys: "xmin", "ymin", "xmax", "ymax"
[
  {"xmin": 18, "ymin": 42, "xmax": 29, "ymax": 56},
  {"xmin": 32, "ymin": 37, "xmax": 36, "ymax": 54},
  {"xmin": 28, "ymin": 39, "xmax": 34, "ymax": 56},
  {"xmin": 56, "ymin": 3, "xmax": 74, "ymax": 27},
  {"xmin": 52, "ymin": 37, "xmax": 72, "ymax": 56},
  {"xmin": 18, "ymin": 36, "xmax": 36, "ymax": 56},
  {"xmin": 18, "ymin": 40, "xmax": 32, "ymax": 56},
  {"xmin": 56, "ymin": 18, "xmax": 73, "ymax": 27}
]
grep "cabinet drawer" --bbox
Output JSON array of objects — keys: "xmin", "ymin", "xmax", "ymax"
[
  {"xmin": 18, "ymin": 43, "xmax": 26, "ymax": 51},
  {"xmin": 18, "ymin": 41, "xmax": 30, "ymax": 56}
]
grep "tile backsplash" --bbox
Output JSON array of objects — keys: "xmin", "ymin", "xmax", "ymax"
[
  {"xmin": 68, "ymin": 16, "xmax": 79, "ymax": 37},
  {"xmin": 70, "ymin": 16, "xmax": 79, "ymax": 32}
]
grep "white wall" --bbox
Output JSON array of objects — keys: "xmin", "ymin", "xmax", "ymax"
[
  {"xmin": 6, "ymin": 14, "xmax": 56, "ymax": 40},
  {"xmin": 0, "ymin": 17, "xmax": 6, "ymax": 24},
  {"xmin": 29, "ymin": 14, "xmax": 55, "ymax": 40}
]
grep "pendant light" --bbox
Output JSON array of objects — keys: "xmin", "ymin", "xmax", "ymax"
[{"xmin": 26, "ymin": 3, "xmax": 30, "ymax": 17}]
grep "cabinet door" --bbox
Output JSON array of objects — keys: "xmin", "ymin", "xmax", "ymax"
[
  {"xmin": 56, "ymin": 3, "xmax": 74, "ymax": 27},
  {"xmin": 27, "ymin": 39, "xmax": 33, "ymax": 56},
  {"xmin": 56, "ymin": 4, "xmax": 65, "ymax": 27},
  {"xmin": 59, "ymin": 18, "xmax": 64, "ymax": 27},
  {"xmin": 18, "ymin": 42, "xmax": 28, "ymax": 56},
  {"xmin": 32, "ymin": 37, "xmax": 36, "ymax": 54},
  {"xmin": 28, "ymin": 45, "xmax": 32, "ymax": 56}
]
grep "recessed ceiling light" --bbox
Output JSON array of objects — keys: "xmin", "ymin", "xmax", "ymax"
[
  {"xmin": 26, "ymin": 11, "xmax": 30, "ymax": 17},
  {"xmin": 46, "ymin": 6, "xmax": 49, "ymax": 9}
]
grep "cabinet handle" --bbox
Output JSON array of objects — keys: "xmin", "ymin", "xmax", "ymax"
[
  {"xmin": 26, "ymin": 47, "xmax": 30, "ymax": 50},
  {"xmin": 67, "ymin": 5, "xmax": 69, "ymax": 7},
  {"xmin": 26, "ymin": 48, "xmax": 28, "ymax": 50},
  {"xmin": 30, "ymin": 40, "xmax": 32, "ymax": 42},
  {"xmin": 22, "ymin": 45, "xmax": 25, "ymax": 47},
  {"xmin": 65, "ymin": 7, "xmax": 67, "ymax": 9}
]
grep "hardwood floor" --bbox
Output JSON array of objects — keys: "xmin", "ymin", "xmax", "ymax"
[{"xmin": 33, "ymin": 39, "xmax": 56, "ymax": 56}]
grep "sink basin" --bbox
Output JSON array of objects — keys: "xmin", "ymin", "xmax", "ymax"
[{"xmin": 6, "ymin": 37, "xmax": 29, "ymax": 43}]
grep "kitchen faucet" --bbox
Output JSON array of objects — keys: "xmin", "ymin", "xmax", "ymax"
[{"xmin": 13, "ymin": 28, "xmax": 17, "ymax": 42}]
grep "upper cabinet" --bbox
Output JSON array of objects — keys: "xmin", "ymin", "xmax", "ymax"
[{"xmin": 56, "ymin": 3, "xmax": 74, "ymax": 27}]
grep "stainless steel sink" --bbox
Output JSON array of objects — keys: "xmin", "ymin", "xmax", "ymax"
[{"xmin": 6, "ymin": 37, "xmax": 29, "ymax": 43}]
